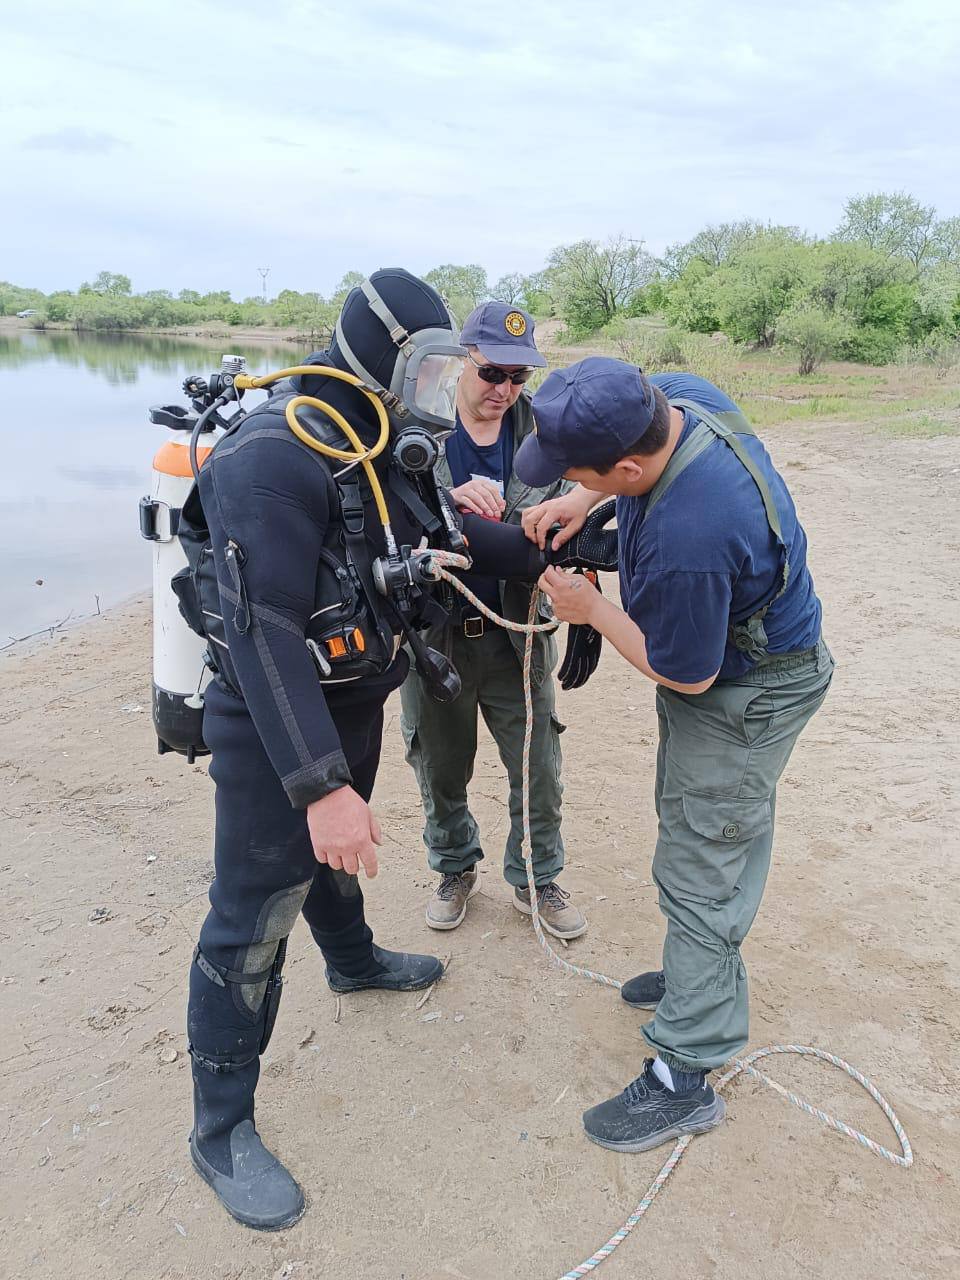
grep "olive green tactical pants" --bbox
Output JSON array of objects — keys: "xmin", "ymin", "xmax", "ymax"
[
  {"xmin": 400, "ymin": 626, "xmax": 564, "ymax": 887},
  {"xmin": 642, "ymin": 639, "xmax": 835, "ymax": 1074}
]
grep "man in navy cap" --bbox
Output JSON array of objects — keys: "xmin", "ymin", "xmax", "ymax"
[
  {"xmin": 400, "ymin": 302, "xmax": 588, "ymax": 940},
  {"xmin": 517, "ymin": 357, "xmax": 833, "ymax": 1154}
]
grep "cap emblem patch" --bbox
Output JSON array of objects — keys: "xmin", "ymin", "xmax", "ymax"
[{"xmin": 504, "ymin": 311, "xmax": 526, "ymax": 337}]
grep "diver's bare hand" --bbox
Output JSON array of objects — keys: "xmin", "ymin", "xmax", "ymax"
[{"xmin": 307, "ymin": 786, "xmax": 382, "ymax": 878}]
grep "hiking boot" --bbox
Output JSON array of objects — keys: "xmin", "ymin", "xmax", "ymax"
[
  {"xmin": 620, "ymin": 969, "xmax": 666, "ymax": 1009},
  {"xmin": 425, "ymin": 868, "xmax": 480, "ymax": 931},
  {"xmin": 513, "ymin": 882, "xmax": 588, "ymax": 940},
  {"xmin": 325, "ymin": 944, "xmax": 444, "ymax": 992},
  {"xmin": 582, "ymin": 1059, "xmax": 725, "ymax": 1154}
]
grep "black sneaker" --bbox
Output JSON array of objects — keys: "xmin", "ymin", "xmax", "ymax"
[
  {"xmin": 620, "ymin": 970, "xmax": 665, "ymax": 1010},
  {"xmin": 582, "ymin": 1059, "xmax": 725, "ymax": 1153}
]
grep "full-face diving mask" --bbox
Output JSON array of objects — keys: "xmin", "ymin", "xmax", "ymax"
[{"xmin": 333, "ymin": 278, "xmax": 466, "ymax": 438}]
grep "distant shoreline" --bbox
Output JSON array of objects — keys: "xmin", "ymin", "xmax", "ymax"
[{"xmin": 0, "ymin": 314, "xmax": 316, "ymax": 347}]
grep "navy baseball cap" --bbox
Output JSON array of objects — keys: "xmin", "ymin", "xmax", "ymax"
[
  {"xmin": 514, "ymin": 356, "xmax": 659, "ymax": 485},
  {"xmin": 459, "ymin": 302, "xmax": 546, "ymax": 368}
]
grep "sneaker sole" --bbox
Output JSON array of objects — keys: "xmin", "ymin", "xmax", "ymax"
[
  {"xmin": 425, "ymin": 875, "xmax": 481, "ymax": 931},
  {"xmin": 512, "ymin": 893, "xmax": 588, "ymax": 940},
  {"xmin": 583, "ymin": 1096, "xmax": 726, "ymax": 1154},
  {"xmin": 189, "ymin": 1139, "xmax": 306, "ymax": 1232},
  {"xmin": 620, "ymin": 996, "xmax": 662, "ymax": 1010}
]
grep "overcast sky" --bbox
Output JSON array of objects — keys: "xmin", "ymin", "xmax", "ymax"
[{"xmin": 3, "ymin": 0, "xmax": 958, "ymax": 299}]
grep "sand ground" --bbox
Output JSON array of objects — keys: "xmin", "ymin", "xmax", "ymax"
[{"xmin": 1, "ymin": 415, "xmax": 958, "ymax": 1280}]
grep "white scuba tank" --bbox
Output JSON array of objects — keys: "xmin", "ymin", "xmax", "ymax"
[{"xmin": 140, "ymin": 420, "xmax": 220, "ymax": 762}]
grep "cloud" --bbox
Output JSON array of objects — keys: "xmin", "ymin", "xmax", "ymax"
[
  {"xmin": 21, "ymin": 127, "xmax": 127, "ymax": 154},
  {"xmin": 2, "ymin": 0, "xmax": 958, "ymax": 294}
]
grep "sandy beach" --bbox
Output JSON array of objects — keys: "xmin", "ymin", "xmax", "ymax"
[{"xmin": 1, "ymin": 414, "xmax": 958, "ymax": 1280}]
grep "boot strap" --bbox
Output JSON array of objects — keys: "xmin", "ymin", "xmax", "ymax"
[
  {"xmin": 188, "ymin": 1044, "xmax": 258, "ymax": 1075},
  {"xmin": 193, "ymin": 945, "xmax": 274, "ymax": 989}
]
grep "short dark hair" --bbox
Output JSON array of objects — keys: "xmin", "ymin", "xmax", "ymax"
[{"xmin": 593, "ymin": 385, "xmax": 671, "ymax": 472}]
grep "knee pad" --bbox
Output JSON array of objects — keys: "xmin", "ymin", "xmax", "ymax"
[
  {"xmin": 237, "ymin": 879, "xmax": 312, "ymax": 1014},
  {"xmin": 329, "ymin": 868, "xmax": 361, "ymax": 900},
  {"xmin": 193, "ymin": 878, "xmax": 312, "ymax": 1056}
]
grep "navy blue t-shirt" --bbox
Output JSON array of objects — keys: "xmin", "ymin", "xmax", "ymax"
[
  {"xmin": 616, "ymin": 373, "xmax": 822, "ymax": 683},
  {"xmin": 445, "ymin": 410, "xmax": 515, "ymax": 613}
]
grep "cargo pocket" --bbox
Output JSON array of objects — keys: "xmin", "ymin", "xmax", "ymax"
[{"xmin": 657, "ymin": 791, "xmax": 772, "ymax": 903}]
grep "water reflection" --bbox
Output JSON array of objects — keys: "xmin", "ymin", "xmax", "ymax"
[
  {"xmin": 0, "ymin": 330, "xmax": 308, "ymax": 386},
  {"xmin": 0, "ymin": 329, "xmax": 305, "ymax": 641}
]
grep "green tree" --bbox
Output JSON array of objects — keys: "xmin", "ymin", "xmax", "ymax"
[
  {"xmin": 859, "ymin": 282, "xmax": 919, "ymax": 339},
  {"xmin": 329, "ymin": 271, "xmax": 365, "ymax": 307},
  {"xmin": 915, "ymin": 263, "xmax": 960, "ymax": 334},
  {"xmin": 835, "ymin": 192, "xmax": 937, "ymax": 273},
  {"xmin": 0, "ymin": 281, "xmax": 46, "ymax": 315},
  {"xmin": 661, "ymin": 220, "xmax": 766, "ymax": 277},
  {"xmin": 778, "ymin": 302, "xmax": 852, "ymax": 375},
  {"xmin": 931, "ymin": 216, "xmax": 960, "ymax": 267},
  {"xmin": 81, "ymin": 270, "xmax": 132, "ymax": 296},
  {"xmin": 709, "ymin": 240, "xmax": 812, "ymax": 346},
  {"xmin": 661, "ymin": 222, "xmax": 806, "ymax": 278},
  {"xmin": 805, "ymin": 240, "xmax": 910, "ymax": 316},
  {"xmin": 547, "ymin": 236, "xmax": 656, "ymax": 335},
  {"xmin": 424, "ymin": 263, "xmax": 488, "ymax": 319},
  {"xmin": 489, "ymin": 272, "xmax": 527, "ymax": 305},
  {"xmin": 662, "ymin": 259, "xmax": 722, "ymax": 332}
]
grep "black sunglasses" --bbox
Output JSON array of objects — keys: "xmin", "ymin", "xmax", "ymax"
[{"xmin": 467, "ymin": 352, "xmax": 534, "ymax": 385}]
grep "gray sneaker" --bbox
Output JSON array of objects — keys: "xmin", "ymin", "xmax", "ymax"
[
  {"xmin": 513, "ymin": 882, "xmax": 588, "ymax": 939},
  {"xmin": 426, "ymin": 869, "xmax": 480, "ymax": 930}
]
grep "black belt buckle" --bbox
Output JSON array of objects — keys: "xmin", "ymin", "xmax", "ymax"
[{"xmin": 463, "ymin": 615, "xmax": 484, "ymax": 638}]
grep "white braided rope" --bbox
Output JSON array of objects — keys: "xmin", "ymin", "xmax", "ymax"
[{"xmin": 427, "ymin": 554, "xmax": 913, "ymax": 1279}]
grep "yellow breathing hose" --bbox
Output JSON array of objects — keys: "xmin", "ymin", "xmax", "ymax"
[{"xmin": 234, "ymin": 365, "xmax": 393, "ymax": 532}]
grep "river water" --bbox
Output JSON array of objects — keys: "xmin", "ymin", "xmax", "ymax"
[{"xmin": 0, "ymin": 328, "xmax": 304, "ymax": 643}]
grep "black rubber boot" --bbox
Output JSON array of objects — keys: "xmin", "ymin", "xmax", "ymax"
[
  {"xmin": 325, "ymin": 944, "xmax": 444, "ymax": 993},
  {"xmin": 189, "ymin": 1051, "xmax": 305, "ymax": 1231}
]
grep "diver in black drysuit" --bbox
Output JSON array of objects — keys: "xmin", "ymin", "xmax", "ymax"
[{"xmin": 186, "ymin": 269, "xmax": 616, "ymax": 1230}]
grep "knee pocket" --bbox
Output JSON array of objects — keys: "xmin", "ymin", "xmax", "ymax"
[
  {"xmin": 234, "ymin": 879, "xmax": 312, "ymax": 1017},
  {"xmin": 662, "ymin": 914, "xmax": 745, "ymax": 993},
  {"xmin": 654, "ymin": 790, "xmax": 771, "ymax": 903}
]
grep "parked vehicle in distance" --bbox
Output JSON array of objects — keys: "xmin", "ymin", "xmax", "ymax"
[{"xmin": 16, "ymin": 309, "xmax": 39, "ymax": 318}]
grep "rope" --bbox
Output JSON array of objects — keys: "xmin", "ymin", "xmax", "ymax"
[{"xmin": 426, "ymin": 553, "xmax": 913, "ymax": 1278}]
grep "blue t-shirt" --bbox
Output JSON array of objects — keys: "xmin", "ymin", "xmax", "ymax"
[
  {"xmin": 444, "ymin": 410, "xmax": 515, "ymax": 614},
  {"xmin": 616, "ymin": 373, "xmax": 822, "ymax": 683}
]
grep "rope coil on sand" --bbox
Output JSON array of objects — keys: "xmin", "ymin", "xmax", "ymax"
[{"xmin": 429, "ymin": 553, "xmax": 913, "ymax": 1278}]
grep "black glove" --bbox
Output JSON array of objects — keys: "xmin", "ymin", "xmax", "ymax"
[
  {"xmin": 557, "ymin": 571, "xmax": 603, "ymax": 690},
  {"xmin": 545, "ymin": 499, "xmax": 618, "ymax": 572}
]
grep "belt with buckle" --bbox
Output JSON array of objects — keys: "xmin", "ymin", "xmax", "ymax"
[{"xmin": 462, "ymin": 615, "xmax": 485, "ymax": 638}]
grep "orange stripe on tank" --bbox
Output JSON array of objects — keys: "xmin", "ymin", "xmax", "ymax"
[{"xmin": 152, "ymin": 440, "xmax": 213, "ymax": 477}]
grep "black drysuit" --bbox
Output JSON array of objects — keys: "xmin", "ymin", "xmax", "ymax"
[{"xmin": 187, "ymin": 371, "xmax": 546, "ymax": 1173}]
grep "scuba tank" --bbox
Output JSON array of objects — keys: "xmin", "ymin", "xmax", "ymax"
[{"xmin": 139, "ymin": 380, "xmax": 230, "ymax": 762}]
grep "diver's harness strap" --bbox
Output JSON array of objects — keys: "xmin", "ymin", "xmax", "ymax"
[
  {"xmin": 336, "ymin": 476, "xmax": 402, "ymax": 650},
  {"xmin": 388, "ymin": 466, "xmax": 442, "ymax": 536},
  {"xmin": 648, "ymin": 399, "xmax": 791, "ymax": 662}
]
